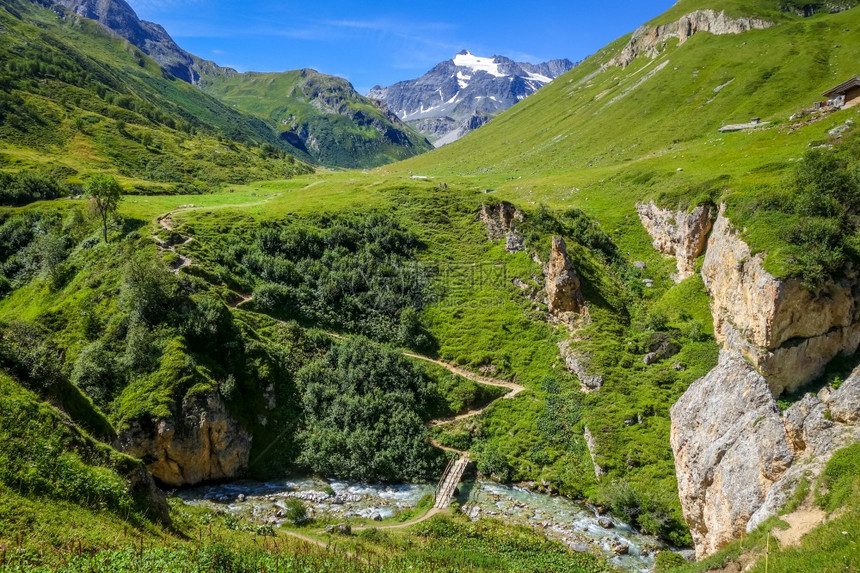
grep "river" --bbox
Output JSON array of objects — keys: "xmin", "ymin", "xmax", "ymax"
[{"xmin": 176, "ymin": 476, "xmax": 679, "ymax": 571}]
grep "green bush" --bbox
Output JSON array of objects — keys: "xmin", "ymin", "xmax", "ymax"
[
  {"xmin": 71, "ymin": 341, "xmax": 122, "ymax": 406},
  {"xmin": 655, "ymin": 550, "xmax": 689, "ymax": 571},
  {"xmin": 296, "ymin": 337, "xmax": 444, "ymax": 482},
  {"xmin": 283, "ymin": 498, "xmax": 308, "ymax": 524}
]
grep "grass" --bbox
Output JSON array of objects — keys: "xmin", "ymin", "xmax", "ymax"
[{"xmin": 199, "ymin": 69, "xmax": 432, "ymax": 168}]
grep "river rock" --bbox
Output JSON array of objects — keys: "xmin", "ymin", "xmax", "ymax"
[
  {"xmin": 636, "ymin": 202, "xmax": 712, "ymax": 282},
  {"xmin": 370, "ymin": 511, "xmax": 383, "ymax": 521},
  {"xmin": 598, "ymin": 517, "xmax": 614, "ymax": 529},
  {"xmin": 611, "ymin": 540, "xmax": 630, "ymax": 555}
]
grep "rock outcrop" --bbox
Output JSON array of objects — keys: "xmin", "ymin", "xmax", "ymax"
[
  {"xmin": 584, "ymin": 427, "xmax": 605, "ymax": 478},
  {"xmin": 670, "ymin": 351, "xmax": 794, "ymax": 558},
  {"xmin": 637, "ymin": 202, "xmax": 712, "ymax": 282},
  {"xmin": 702, "ymin": 207, "xmax": 860, "ymax": 396},
  {"xmin": 607, "ymin": 10, "xmax": 772, "ymax": 68},
  {"xmin": 545, "ymin": 237, "xmax": 585, "ymax": 320},
  {"xmin": 672, "ymin": 351, "xmax": 860, "ymax": 558},
  {"xmin": 117, "ymin": 389, "xmax": 251, "ymax": 487},
  {"xmin": 558, "ymin": 340, "xmax": 603, "ymax": 392},
  {"xmin": 481, "ymin": 202, "xmax": 526, "ymax": 253}
]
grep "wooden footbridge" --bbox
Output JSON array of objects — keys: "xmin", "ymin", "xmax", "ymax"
[{"xmin": 433, "ymin": 451, "xmax": 470, "ymax": 509}]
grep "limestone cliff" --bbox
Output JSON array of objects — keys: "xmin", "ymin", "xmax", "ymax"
[
  {"xmin": 702, "ymin": 207, "xmax": 860, "ymax": 396},
  {"xmin": 607, "ymin": 10, "xmax": 773, "ymax": 68},
  {"xmin": 117, "ymin": 389, "xmax": 251, "ymax": 487},
  {"xmin": 670, "ymin": 351, "xmax": 794, "ymax": 558},
  {"xmin": 637, "ymin": 202, "xmax": 712, "ymax": 282},
  {"xmin": 545, "ymin": 236, "xmax": 585, "ymax": 321},
  {"xmin": 672, "ymin": 351, "xmax": 860, "ymax": 558},
  {"xmin": 481, "ymin": 202, "xmax": 526, "ymax": 253}
]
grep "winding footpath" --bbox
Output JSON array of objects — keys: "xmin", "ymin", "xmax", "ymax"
[{"xmin": 152, "ymin": 212, "xmax": 528, "ymax": 546}]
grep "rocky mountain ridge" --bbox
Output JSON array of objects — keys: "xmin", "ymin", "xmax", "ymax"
[
  {"xmin": 52, "ymin": 0, "xmax": 223, "ymax": 84},
  {"xmin": 368, "ymin": 51, "xmax": 576, "ymax": 146}
]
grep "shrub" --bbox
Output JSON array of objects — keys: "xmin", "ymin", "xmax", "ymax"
[
  {"xmin": 71, "ymin": 341, "xmax": 122, "ymax": 406},
  {"xmin": 283, "ymin": 498, "xmax": 308, "ymax": 524},
  {"xmin": 121, "ymin": 252, "xmax": 175, "ymax": 323},
  {"xmin": 0, "ymin": 321, "xmax": 64, "ymax": 390},
  {"xmin": 296, "ymin": 337, "xmax": 443, "ymax": 482}
]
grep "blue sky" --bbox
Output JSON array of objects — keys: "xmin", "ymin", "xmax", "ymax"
[{"xmin": 127, "ymin": 0, "xmax": 675, "ymax": 94}]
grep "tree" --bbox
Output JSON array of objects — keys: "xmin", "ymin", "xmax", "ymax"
[{"xmin": 84, "ymin": 174, "xmax": 122, "ymax": 243}]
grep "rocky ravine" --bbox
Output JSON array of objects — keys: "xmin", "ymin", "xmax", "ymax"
[{"xmin": 662, "ymin": 203, "xmax": 860, "ymax": 558}]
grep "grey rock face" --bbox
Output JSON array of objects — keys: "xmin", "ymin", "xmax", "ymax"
[
  {"xmin": 558, "ymin": 340, "xmax": 603, "ymax": 392},
  {"xmin": 607, "ymin": 10, "xmax": 773, "ymax": 69},
  {"xmin": 369, "ymin": 51, "xmax": 576, "ymax": 145},
  {"xmin": 480, "ymin": 202, "xmax": 525, "ymax": 253},
  {"xmin": 671, "ymin": 351, "xmax": 794, "ymax": 558},
  {"xmin": 636, "ymin": 202, "xmax": 712, "ymax": 282},
  {"xmin": 672, "ymin": 351, "xmax": 860, "ymax": 558}
]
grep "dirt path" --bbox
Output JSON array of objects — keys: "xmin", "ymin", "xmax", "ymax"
[
  {"xmin": 772, "ymin": 507, "xmax": 827, "ymax": 547},
  {"xmin": 153, "ymin": 213, "xmax": 193, "ymax": 274},
  {"xmin": 402, "ymin": 352, "xmax": 525, "ymax": 398}
]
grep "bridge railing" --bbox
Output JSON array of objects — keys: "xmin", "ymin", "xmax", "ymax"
[{"xmin": 434, "ymin": 453, "xmax": 457, "ymax": 502}]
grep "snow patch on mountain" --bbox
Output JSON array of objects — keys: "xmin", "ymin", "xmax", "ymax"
[{"xmin": 453, "ymin": 51, "xmax": 506, "ymax": 77}]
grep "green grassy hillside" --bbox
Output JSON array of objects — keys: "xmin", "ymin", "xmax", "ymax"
[
  {"xmin": 0, "ymin": 0, "xmax": 313, "ymax": 192},
  {"xmin": 199, "ymin": 69, "xmax": 433, "ymax": 168},
  {"xmin": 395, "ymin": 0, "xmax": 860, "ymax": 277}
]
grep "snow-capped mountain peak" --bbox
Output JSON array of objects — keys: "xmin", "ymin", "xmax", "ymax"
[{"xmin": 368, "ymin": 51, "xmax": 577, "ymax": 147}]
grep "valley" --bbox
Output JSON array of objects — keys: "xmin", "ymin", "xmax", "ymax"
[{"xmin": 0, "ymin": 0, "xmax": 859, "ymax": 571}]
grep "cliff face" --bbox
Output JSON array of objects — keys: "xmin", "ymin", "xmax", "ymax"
[
  {"xmin": 663, "ymin": 203, "xmax": 860, "ymax": 558},
  {"xmin": 702, "ymin": 207, "xmax": 860, "ymax": 396},
  {"xmin": 117, "ymin": 389, "xmax": 251, "ymax": 487},
  {"xmin": 670, "ymin": 351, "xmax": 794, "ymax": 558},
  {"xmin": 637, "ymin": 202, "xmax": 712, "ymax": 282},
  {"xmin": 607, "ymin": 10, "xmax": 773, "ymax": 68},
  {"xmin": 671, "ymin": 352, "xmax": 860, "ymax": 558}
]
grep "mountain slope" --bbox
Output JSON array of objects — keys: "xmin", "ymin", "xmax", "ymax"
[
  {"xmin": 0, "ymin": 0, "xmax": 314, "ymax": 188},
  {"xmin": 399, "ymin": 0, "xmax": 860, "ymax": 268},
  {"xmin": 369, "ymin": 51, "xmax": 576, "ymax": 146},
  {"xmin": 199, "ymin": 69, "xmax": 433, "ymax": 169},
  {"xmin": 43, "ymin": 0, "xmax": 433, "ymax": 168},
  {"xmin": 54, "ymin": 0, "xmax": 207, "ymax": 84}
]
